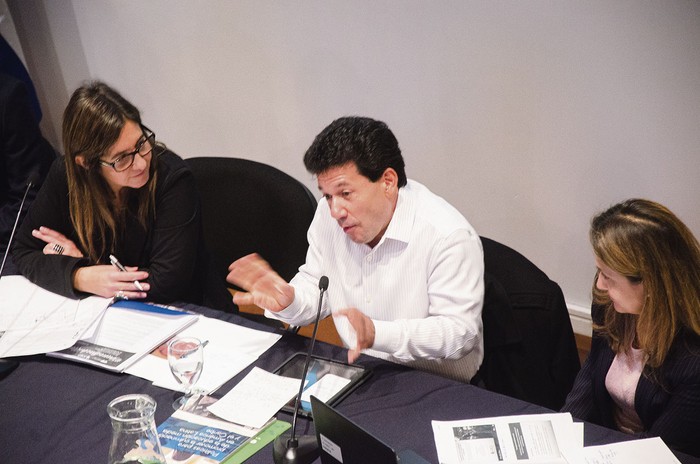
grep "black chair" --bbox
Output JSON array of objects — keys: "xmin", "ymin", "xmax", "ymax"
[
  {"xmin": 472, "ymin": 236, "xmax": 581, "ymax": 410},
  {"xmin": 185, "ymin": 157, "xmax": 318, "ymax": 314}
]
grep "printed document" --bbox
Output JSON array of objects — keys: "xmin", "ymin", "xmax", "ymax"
[
  {"xmin": 433, "ymin": 413, "xmax": 680, "ymax": 464},
  {"xmin": 0, "ymin": 275, "xmax": 110, "ymax": 357},
  {"xmin": 432, "ymin": 413, "xmax": 580, "ymax": 464}
]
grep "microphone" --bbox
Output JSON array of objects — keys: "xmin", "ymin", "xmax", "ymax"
[
  {"xmin": 0, "ymin": 173, "xmax": 38, "ymax": 376},
  {"xmin": 273, "ymin": 276, "xmax": 329, "ymax": 464},
  {"xmin": 0, "ymin": 172, "xmax": 40, "ymax": 276}
]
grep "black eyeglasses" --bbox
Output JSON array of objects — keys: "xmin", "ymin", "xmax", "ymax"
[{"xmin": 99, "ymin": 125, "xmax": 157, "ymax": 172}]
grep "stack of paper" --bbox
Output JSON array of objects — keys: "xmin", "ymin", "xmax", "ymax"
[
  {"xmin": 0, "ymin": 276, "xmax": 281, "ymax": 388},
  {"xmin": 48, "ymin": 300, "xmax": 200, "ymax": 372},
  {"xmin": 125, "ymin": 317, "xmax": 282, "ymax": 395},
  {"xmin": 0, "ymin": 276, "xmax": 199, "ymax": 372},
  {"xmin": 0, "ymin": 275, "xmax": 110, "ymax": 357},
  {"xmin": 433, "ymin": 413, "xmax": 581, "ymax": 464},
  {"xmin": 432, "ymin": 413, "xmax": 680, "ymax": 464}
]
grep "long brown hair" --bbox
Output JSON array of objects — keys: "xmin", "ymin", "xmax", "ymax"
[
  {"xmin": 590, "ymin": 199, "xmax": 700, "ymax": 368},
  {"xmin": 62, "ymin": 81, "xmax": 158, "ymax": 262}
]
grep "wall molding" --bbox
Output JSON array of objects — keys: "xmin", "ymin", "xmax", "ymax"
[{"xmin": 568, "ymin": 303, "xmax": 592, "ymax": 336}]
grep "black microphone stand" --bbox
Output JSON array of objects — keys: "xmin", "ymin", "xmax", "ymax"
[
  {"xmin": 0, "ymin": 173, "xmax": 38, "ymax": 376},
  {"xmin": 0, "ymin": 174, "xmax": 38, "ymax": 275},
  {"xmin": 273, "ymin": 276, "xmax": 329, "ymax": 464}
]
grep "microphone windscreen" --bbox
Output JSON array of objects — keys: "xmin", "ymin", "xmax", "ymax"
[
  {"xmin": 26, "ymin": 171, "xmax": 41, "ymax": 188},
  {"xmin": 319, "ymin": 276, "xmax": 329, "ymax": 291}
]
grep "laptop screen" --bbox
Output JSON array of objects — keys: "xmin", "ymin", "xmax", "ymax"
[{"xmin": 311, "ymin": 395, "xmax": 399, "ymax": 464}]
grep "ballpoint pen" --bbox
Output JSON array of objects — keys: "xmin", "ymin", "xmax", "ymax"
[{"xmin": 109, "ymin": 254, "xmax": 145, "ymax": 291}]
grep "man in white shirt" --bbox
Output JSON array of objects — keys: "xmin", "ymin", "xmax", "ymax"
[{"xmin": 228, "ymin": 117, "xmax": 484, "ymax": 382}]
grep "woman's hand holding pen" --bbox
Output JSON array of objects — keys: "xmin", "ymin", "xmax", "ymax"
[
  {"xmin": 33, "ymin": 226, "xmax": 149, "ymax": 299},
  {"xmin": 73, "ymin": 265, "xmax": 149, "ymax": 300}
]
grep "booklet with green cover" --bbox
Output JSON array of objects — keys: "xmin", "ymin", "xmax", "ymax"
[{"xmin": 157, "ymin": 395, "xmax": 290, "ymax": 463}]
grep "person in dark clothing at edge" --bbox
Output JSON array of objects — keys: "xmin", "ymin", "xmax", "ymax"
[{"xmin": 1, "ymin": 34, "xmax": 56, "ymax": 260}]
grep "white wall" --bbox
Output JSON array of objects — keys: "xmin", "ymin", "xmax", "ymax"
[{"xmin": 9, "ymin": 1, "xmax": 700, "ymax": 329}]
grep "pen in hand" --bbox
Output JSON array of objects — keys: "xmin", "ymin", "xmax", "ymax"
[{"xmin": 109, "ymin": 254, "xmax": 145, "ymax": 292}]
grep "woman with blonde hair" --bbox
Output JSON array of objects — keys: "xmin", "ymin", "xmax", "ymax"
[
  {"xmin": 562, "ymin": 199, "xmax": 700, "ymax": 456},
  {"xmin": 12, "ymin": 81, "xmax": 232, "ymax": 310}
]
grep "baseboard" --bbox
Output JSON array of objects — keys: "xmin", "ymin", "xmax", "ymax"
[{"xmin": 567, "ymin": 303, "xmax": 592, "ymax": 336}]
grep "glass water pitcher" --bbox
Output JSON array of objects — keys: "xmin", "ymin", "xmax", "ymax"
[{"xmin": 107, "ymin": 394, "xmax": 166, "ymax": 464}]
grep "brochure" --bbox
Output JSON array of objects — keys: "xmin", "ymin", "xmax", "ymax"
[
  {"xmin": 47, "ymin": 299, "xmax": 198, "ymax": 372},
  {"xmin": 157, "ymin": 395, "xmax": 290, "ymax": 463}
]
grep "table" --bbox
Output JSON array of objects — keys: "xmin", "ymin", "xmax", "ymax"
[{"xmin": 1, "ymin": 302, "xmax": 698, "ymax": 464}]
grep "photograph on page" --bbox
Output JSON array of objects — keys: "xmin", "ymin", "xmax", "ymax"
[{"xmin": 432, "ymin": 413, "xmax": 579, "ymax": 464}]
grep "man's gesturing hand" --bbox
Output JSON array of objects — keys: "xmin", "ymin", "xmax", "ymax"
[
  {"xmin": 336, "ymin": 307, "xmax": 375, "ymax": 363},
  {"xmin": 227, "ymin": 253, "xmax": 294, "ymax": 312}
]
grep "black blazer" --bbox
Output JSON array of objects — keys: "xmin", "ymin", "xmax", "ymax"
[
  {"xmin": 562, "ymin": 306, "xmax": 700, "ymax": 457},
  {"xmin": 11, "ymin": 151, "xmax": 234, "ymax": 311},
  {"xmin": 473, "ymin": 237, "xmax": 580, "ymax": 410}
]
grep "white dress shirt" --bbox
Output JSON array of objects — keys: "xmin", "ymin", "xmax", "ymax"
[{"xmin": 268, "ymin": 179, "xmax": 484, "ymax": 382}]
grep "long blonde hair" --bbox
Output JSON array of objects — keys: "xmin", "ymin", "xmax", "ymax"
[
  {"xmin": 62, "ymin": 82, "xmax": 158, "ymax": 262},
  {"xmin": 591, "ymin": 199, "xmax": 700, "ymax": 368}
]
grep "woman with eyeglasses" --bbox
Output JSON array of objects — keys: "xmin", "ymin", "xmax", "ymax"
[
  {"xmin": 12, "ymin": 81, "xmax": 233, "ymax": 310},
  {"xmin": 562, "ymin": 199, "xmax": 700, "ymax": 457}
]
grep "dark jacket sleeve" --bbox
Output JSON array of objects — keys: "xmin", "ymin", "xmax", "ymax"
[
  {"xmin": 561, "ymin": 332, "xmax": 611, "ymax": 424},
  {"xmin": 561, "ymin": 303, "xmax": 615, "ymax": 426},
  {"xmin": 636, "ymin": 334, "xmax": 700, "ymax": 457},
  {"xmin": 1, "ymin": 75, "xmax": 56, "ymax": 255},
  {"xmin": 11, "ymin": 158, "xmax": 89, "ymax": 298}
]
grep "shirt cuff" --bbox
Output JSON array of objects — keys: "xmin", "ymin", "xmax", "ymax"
[
  {"xmin": 264, "ymin": 290, "xmax": 304, "ymax": 322},
  {"xmin": 371, "ymin": 319, "xmax": 401, "ymax": 354}
]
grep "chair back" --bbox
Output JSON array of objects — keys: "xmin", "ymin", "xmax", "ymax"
[
  {"xmin": 474, "ymin": 236, "xmax": 581, "ymax": 410},
  {"xmin": 185, "ymin": 157, "xmax": 317, "ymax": 287}
]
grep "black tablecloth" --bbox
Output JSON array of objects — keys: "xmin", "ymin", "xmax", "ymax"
[{"xmin": 1, "ymin": 302, "xmax": 698, "ymax": 464}]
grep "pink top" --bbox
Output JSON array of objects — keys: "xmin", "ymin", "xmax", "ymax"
[{"xmin": 605, "ymin": 347, "xmax": 646, "ymax": 434}]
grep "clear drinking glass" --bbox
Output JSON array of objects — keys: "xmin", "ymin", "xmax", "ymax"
[
  {"xmin": 107, "ymin": 394, "xmax": 166, "ymax": 464},
  {"xmin": 167, "ymin": 336, "xmax": 204, "ymax": 410}
]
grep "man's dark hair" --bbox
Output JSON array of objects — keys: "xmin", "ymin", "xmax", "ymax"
[{"xmin": 303, "ymin": 116, "xmax": 407, "ymax": 187}]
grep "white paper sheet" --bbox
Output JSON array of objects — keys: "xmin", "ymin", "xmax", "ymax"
[
  {"xmin": 562, "ymin": 437, "xmax": 681, "ymax": 464},
  {"xmin": 125, "ymin": 316, "xmax": 281, "ymax": 394},
  {"xmin": 0, "ymin": 275, "xmax": 110, "ymax": 357},
  {"xmin": 300, "ymin": 373, "xmax": 351, "ymax": 403},
  {"xmin": 207, "ymin": 367, "xmax": 301, "ymax": 429}
]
